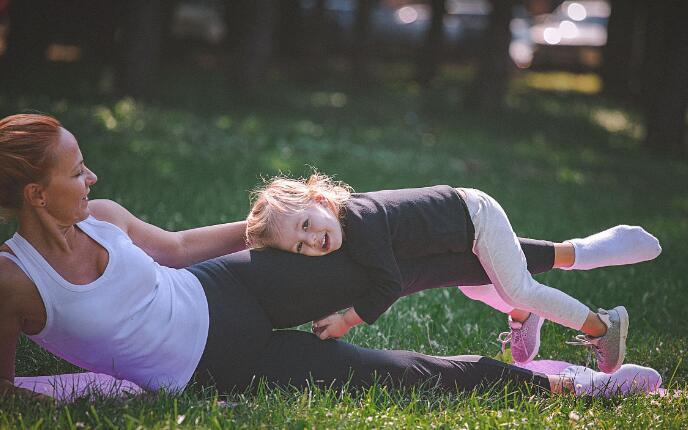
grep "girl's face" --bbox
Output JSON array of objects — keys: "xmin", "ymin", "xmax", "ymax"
[
  {"xmin": 38, "ymin": 128, "xmax": 98, "ymax": 225},
  {"xmin": 270, "ymin": 198, "xmax": 343, "ymax": 256}
]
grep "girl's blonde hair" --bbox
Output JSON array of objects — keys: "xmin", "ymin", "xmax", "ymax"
[{"xmin": 246, "ymin": 173, "xmax": 352, "ymax": 249}]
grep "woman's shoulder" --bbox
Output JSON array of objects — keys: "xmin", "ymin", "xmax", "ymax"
[
  {"xmin": 0, "ymin": 248, "xmax": 46, "ymax": 334},
  {"xmin": 0, "ymin": 248, "xmax": 32, "ymax": 297},
  {"xmin": 88, "ymin": 199, "xmax": 133, "ymax": 233}
]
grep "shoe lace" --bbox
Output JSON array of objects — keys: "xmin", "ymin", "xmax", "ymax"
[
  {"xmin": 498, "ymin": 331, "xmax": 511, "ymax": 354},
  {"xmin": 566, "ymin": 334, "xmax": 593, "ymax": 347},
  {"xmin": 566, "ymin": 334, "xmax": 599, "ymax": 368},
  {"xmin": 566, "ymin": 334, "xmax": 600, "ymax": 348}
]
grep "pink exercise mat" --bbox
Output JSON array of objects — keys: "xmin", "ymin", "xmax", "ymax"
[
  {"xmin": 15, "ymin": 359, "xmax": 668, "ymax": 402},
  {"xmin": 15, "ymin": 373, "xmax": 143, "ymax": 402}
]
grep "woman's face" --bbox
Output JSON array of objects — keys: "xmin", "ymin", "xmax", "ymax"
[{"xmin": 39, "ymin": 128, "xmax": 98, "ymax": 225}]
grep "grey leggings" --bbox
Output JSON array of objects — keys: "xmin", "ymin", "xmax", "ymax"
[{"xmin": 187, "ymin": 239, "xmax": 555, "ymax": 394}]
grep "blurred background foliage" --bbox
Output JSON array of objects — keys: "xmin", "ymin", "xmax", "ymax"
[{"xmin": 0, "ymin": 0, "xmax": 686, "ymax": 155}]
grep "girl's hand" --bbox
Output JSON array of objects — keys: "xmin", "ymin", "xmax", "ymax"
[
  {"xmin": 311, "ymin": 314, "xmax": 335, "ymax": 337},
  {"xmin": 312, "ymin": 313, "xmax": 351, "ymax": 340}
]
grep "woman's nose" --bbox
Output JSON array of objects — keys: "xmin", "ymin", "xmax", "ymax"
[{"xmin": 86, "ymin": 167, "xmax": 98, "ymax": 185}]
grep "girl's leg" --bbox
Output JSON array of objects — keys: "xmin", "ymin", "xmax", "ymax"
[
  {"xmin": 459, "ymin": 188, "xmax": 593, "ymax": 330},
  {"xmin": 252, "ymin": 330, "xmax": 552, "ymax": 394},
  {"xmin": 561, "ymin": 225, "xmax": 661, "ymax": 271},
  {"xmin": 397, "ymin": 238, "xmax": 555, "ymax": 297},
  {"xmin": 460, "ymin": 189, "xmax": 630, "ymax": 373},
  {"xmin": 456, "ymin": 228, "xmax": 660, "ymax": 320},
  {"xmin": 458, "ymin": 284, "xmax": 514, "ymax": 313}
]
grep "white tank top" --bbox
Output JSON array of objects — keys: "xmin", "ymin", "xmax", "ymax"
[{"xmin": 1, "ymin": 216, "xmax": 209, "ymax": 392}]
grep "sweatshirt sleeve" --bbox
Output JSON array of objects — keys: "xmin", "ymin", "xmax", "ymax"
[{"xmin": 349, "ymin": 246, "xmax": 403, "ymax": 324}]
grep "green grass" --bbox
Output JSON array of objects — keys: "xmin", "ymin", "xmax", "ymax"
[{"xmin": 1, "ymin": 65, "xmax": 687, "ymax": 428}]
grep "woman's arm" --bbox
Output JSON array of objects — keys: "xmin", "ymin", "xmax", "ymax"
[
  {"xmin": 0, "ymin": 272, "xmax": 52, "ymax": 402},
  {"xmin": 0, "ymin": 311, "xmax": 20, "ymax": 391},
  {"xmin": 89, "ymin": 199, "xmax": 247, "ymax": 268}
]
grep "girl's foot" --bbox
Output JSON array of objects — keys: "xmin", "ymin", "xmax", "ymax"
[
  {"xmin": 562, "ymin": 364, "xmax": 661, "ymax": 397},
  {"xmin": 499, "ymin": 313, "xmax": 545, "ymax": 364},
  {"xmin": 567, "ymin": 306, "xmax": 629, "ymax": 373},
  {"xmin": 562, "ymin": 225, "xmax": 661, "ymax": 271}
]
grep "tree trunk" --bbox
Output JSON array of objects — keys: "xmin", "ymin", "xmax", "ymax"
[
  {"xmin": 642, "ymin": 0, "xmax": 688, "ymax": 156},
  {"xmin": 351, "ymin": 0, "xmax": 373, "ymax": 82},
  {"xmin": 77, "ymin": 0, "xmax": 121, "ymax": 65},
  {"xmin": 416, "ymin": 0, "xmax": 446, "ymax": 86},
  {"xmin": 233, "ymin": 0, "xmax": 276, "ymax": 87},
  {"xmin": 601, "ymin": 0, "xmax": 644, "ymax": 101},
  {"xmin": 465, "ymin": 0, "xmax": 514, "ymax": 112},
  {"xmin": 1, "ymin": 0, "xmax": 52, "ymax": 85},
  {"xmin": 275, "ymin": 0, "xmax": 304, "ymax": 60},
  {"xmin": 118, "ymin": 0, "xmax": 164, "ymax": 98},
  {"xmin": 305, "ymin": 0, "xmax": 329, "ymax": 57}
]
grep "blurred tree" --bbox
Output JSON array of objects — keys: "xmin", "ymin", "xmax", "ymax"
[
  {"xmin": 228, "ymin": 0, "xmax": 276, "ymax": 87},
  {"xmin": 310, "ymin": 0, "xmax": 329, "ymax": 55},
  {"xmin": 76, "ymin": 0, "xmax": 121, "ymax": 65},
  {"xmin": 642, "ymin": 0, "xmax": 688, "ymax": 156},
  {"xmin": 601, "ymin": 0, "xmax": 645, "ymax": 100},
  {"xmin": 1, "ymin": 0, "xmax": 52, "ymax": 85},
  {"xmin": 465, "ymin": 0, "xmax": 515, "ymax": 112},
  {"xmin": 303, "ymin": 0, "xmax": 332, "ymax": 60},
  {"xmin": 351, "ymin": 0, "xmax": 374, "ymax": 82},
  {"xmin": 275, "ymin": 0, "xmax": 305, "ymax": 60},
  {"xmin": 118, "ymin": 0, "xmax": 164, "ymax": 98},
  {"xmin": 416, "ymin": 0, "xmax": 446, "ymax": 86}
]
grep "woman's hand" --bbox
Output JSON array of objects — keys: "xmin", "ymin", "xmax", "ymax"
[{"xmin": 0, "ymin": 379, "xmax": 55, "ymax": 404}]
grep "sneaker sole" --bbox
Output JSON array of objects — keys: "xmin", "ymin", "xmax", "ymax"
[{"xmin": 607, "ymin": 305, "xmax": 629, "ymax": 373}]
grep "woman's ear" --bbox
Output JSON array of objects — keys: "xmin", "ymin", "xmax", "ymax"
[
  {"xmin": 23, "ymin": 183, "xmax": 47, "ymax": 208},
  {"xmin": 313, "ymin": 193, "xmax": 325, "ymax": 204}
]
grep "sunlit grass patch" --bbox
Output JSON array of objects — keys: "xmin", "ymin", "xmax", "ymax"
[{"xmin": 0, "ymin": 70, "xmax": 686, "ymax": 428}]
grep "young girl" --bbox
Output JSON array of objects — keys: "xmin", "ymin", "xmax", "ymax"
[{"xmin": 245, "ymin": 174, "xmax": 662, "ymax": 373}]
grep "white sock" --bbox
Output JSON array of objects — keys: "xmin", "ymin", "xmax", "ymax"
[
  {"xmin": 562, "ymin": 225, "xmax": 662, "ymax": 271},
  {"xmin": 562, "ymin": 364, "xmax": 662, "ymax": 397}
]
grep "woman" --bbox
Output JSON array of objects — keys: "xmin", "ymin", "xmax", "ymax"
[{"xmin": 0, "ymin": 114, "xmax": 659, "ymax": 400}]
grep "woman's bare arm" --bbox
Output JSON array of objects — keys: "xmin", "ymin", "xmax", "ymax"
[
  {"xmin": 0, "ymin": 309, "xmax": 19, "ymax": 388},
  {"xmin": 0, "ymin": 263, "xmax": 53, "ymax": 402},
  {"xmin": 89, "ymin": 199, "xmax": 247, "ymax": 268}
]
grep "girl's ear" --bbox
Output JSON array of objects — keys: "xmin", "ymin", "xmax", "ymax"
[{"xmin": 313, "ymin": 193, "xmax": 325, "ymax": 204}]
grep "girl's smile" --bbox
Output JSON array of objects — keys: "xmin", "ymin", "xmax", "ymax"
[{"xmin": 270, "ymin": 199, "xmax": 343, "ymax": 256}]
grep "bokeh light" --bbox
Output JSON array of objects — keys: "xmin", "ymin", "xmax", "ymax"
[{"xmin": 567, "ymin": 2, "xmax": 587, "ymax": 21}]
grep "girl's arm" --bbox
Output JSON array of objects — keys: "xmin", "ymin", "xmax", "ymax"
[
  {"xmin": 89, "ymin": 199, "xmax": 247, "ymax": 268},
  {"xmin": 313, "ymin": 308, "xmax": 364, "ymax": 340}
]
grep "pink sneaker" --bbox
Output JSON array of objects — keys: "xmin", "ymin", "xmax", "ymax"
[
  {"xmin": 562, "ymin": 364, "xmax": 661, "ymax": 397},
  {"xmin": 498, "ymin": 313, "xmax": 544, "ymax": 364},
  {"xmin": 566, "ymin": 306, "xmax": 629, "ymax": 373}
]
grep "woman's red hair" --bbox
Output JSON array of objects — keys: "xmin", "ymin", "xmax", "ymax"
[{"xmin": 0, "ymin": 113, "xmax": 62, "ymax": 220}]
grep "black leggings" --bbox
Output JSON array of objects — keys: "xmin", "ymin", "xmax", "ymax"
[{"xmin": 187, "ymin": 238, "xmax": 554, "ymax": 394}]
